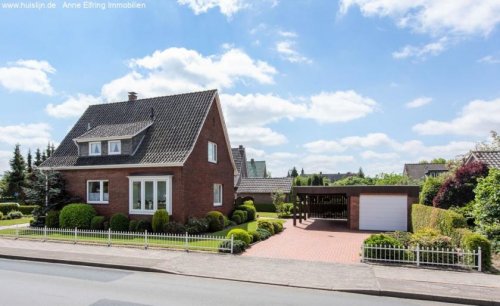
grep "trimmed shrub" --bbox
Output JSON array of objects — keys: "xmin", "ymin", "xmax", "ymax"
[
  {"xmin": 231, "ymin": 210, "xmax": 246, "ymax": 224},
  {"xmin": 257, "ymin": 220, "xmax": 275, "ymax": 235},
  {"xmin": 45, "ymin": 210, "xmax": 60, "ymax": 228},
  {"xmin": 364, "ymin": 234, "xmax": 402, "ymax": 247},
  {"xmin": 18, "ymin": 205, "xmax": 39, "ymax": 215},
  {"xmin": 227, "ymin": 229, "xmax": 252, "ymax": 246},
  {"xmin": 271, "ymin": 221, "xmax": 284, "ymax": 233},
  {"xmin": 129, "ymin": 220, "xmax": 139, "ymax": 232},
  {"xmin": 206, "ymin": 211, "xmax": 225, "ymax": 232},
  {"xmin": 230, "ymin": 214, "xmax": 242, "ymax": 225},
  {"xmin": 363, "ymin": 234, "xmax": 405, "ymax": 260},
  {"xmin": 7, "ymin": 210, "xmax": 23, "ymax": 219},
  {"xmin": 136, "ymin": 220, "xmax": 152, "ymax": 232},
  {"xmin": 253, "ymin": 203, "xmax": 276, "ymax": 213},
  {"xmin": 219, "ymin": 240, "xmax": 246, "ymax": 254},
  {"xmin": 90, "ymin": 216, "xmax": 106, "ymax": 230},
  {"xmin": 59, "ymin": 204, "xmax": 96, "ymax": 229},
  {"xmin": 152, "ymin": 209, "xmax": 169, "ymax": 233},
  {"xmin": 243, "ymin": 200, "xmax": 254, "ymax": 206},
  {"xmin": 256, "ymin": 228, "xmax": 272, "ymax": 240},
  {"xmin": 248, "ymin": 230, "xmax": 261, "ymax": 242},
  {"xmin": 419, "ymin": 175, "xmax": 445, "ymax": 206},
  {"xmin": 384, "ymin": 231, "xmax": 412, "ymax": 247},
  {"xmin": 223, "ymin": 216, "xmax": 231, "ymax": 228},
  {"xmin": 410, "ymin": 228, "xmax": 454, "ymax": 249},
  {"xmin": 236, "ymin": 205, "xmax": 256, "ymax": 221},
  {"xmin": 186, "ymin": 217, "xmax": 209, "ymax": 234},
  {"xmin": 411, "ymin": 204, "xmax": 466, "ymax": 236},
  {"xmin": 0, "ymin": 203, "xmax": 20, "ymax": 215},
  {"xmin": 461, "ymin": 232, "xmax": 491, "ymax": 270},
  {"xmin": 473, "ymin": 169, "xmax": 500, "ymax": 231},
  {"xmin": 164, "ymin": 221, "xmax": 186, "ymax": 234},
  {"xmin": 109, "ymin": 213, "xmax": 129, "ymax": 231}
]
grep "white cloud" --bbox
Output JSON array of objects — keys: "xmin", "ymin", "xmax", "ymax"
[
  {"xmin": 46, "ymin": 94, "xmax": 102, "ymax": 118},
  {"xmin": 392, "ymin": 37, "xmax": 448, "ymax": 59},
  {"xmin": 101, "ymin": 47, "xmax": 276, "ymax": 101},
  {"xmin": 0, "ymin": 59, "xmax": 55, "ymax": 95},
  {"xmin": 478, "ymin": 55, "xmax": 500, "ymax": 64},
  {"xmin": 413, "ymin": 98, "xmax": 500, "ymax": 136},
  {"xmin": 303, "ymin": 140, "xmax": 346, "ymax": 153},
  {"xmin": 361, "ymin": 150, "xmax": 399, "ymax": 160},
  {"xmin": 301, "ymin": 154, "xmax": 356, "ymax": 173},
  {"xmin": 406, "ymin": 96, "xmax": 432, "ymax": 108},
  {"xmin": 340, "ymin": 132, "xmax": 395, "ymax": 147},
  {"xmin": 0, "ymin": 123, "xmax": 52, "ymax": 147},
  {"xmin": 228, "ymin": 126, "xmax": 287, "ymax": 146},
  {"xmin": 306, "ymin": 91, "xmax": 378, "ymax": 123},
  {"xmin": 177, "ymin": 0, "xmax": 247, "ymax": 17},
  {"xmin": 0, "ymin": 150, "xmax": 10, "ymax": 174},
  {"xmin": 277, "ymin": 30, "xmax": 297, "ymax": 38},
  {"xmin": 275, "ymin": 40, "xmax": 312, "ymax": 64}
]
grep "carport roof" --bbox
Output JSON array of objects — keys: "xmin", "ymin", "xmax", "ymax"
[
  {"xmin": 294, "ymin": 185, "xmax": 420, "ymax": 197},
  {"xmin": 237, "ymin": 177, "xmax": 293, "ymax": 193}
]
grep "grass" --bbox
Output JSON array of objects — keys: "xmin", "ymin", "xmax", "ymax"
[
  {"xmin": 0, "ymin": 217, "xmax": 32, "ymax": 226},
  {"xmin": 210, "ymin": 218, "xmax": 285, "ymax": 237},
  {"xmin": 256, "ymin": 212, "xmax": 278, "ymax": 218}
]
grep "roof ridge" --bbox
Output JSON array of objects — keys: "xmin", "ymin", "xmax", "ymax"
[{"xmin": 91, "ymin": 89, "xmax": 218, "ymax": 107}]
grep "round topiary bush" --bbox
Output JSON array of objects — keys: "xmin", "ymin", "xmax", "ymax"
[
  {"xmin": 256, "ymin": 228, "xmax": 271, "ymax": 240},
  {"xmin": 226, "ymin": 228, "xmax": 252, "ymax": 246},
  {"xmin": 230, "ymin": 214, "xmax": 242, "ymax": 225},
  {"xmin": 136, "ymin": 219, "xmax": 152, "ymax": 232},
  {"xmin": 59, "ymin": 204, "xmax": 96, "ymax": 229},
  {"xmin": 110, "ymin": 213, "xmax": 129, "ymax": 231},
  {"xmin": 271, "ymin": 221, "xmax": 284, "ymax": 233},
  {"xmin": 45, "ymin": 210, "xmax": 60, "ymax": 228},
  {"xmin": 248, "ymin": 230, "xmax": 261, "ymax": 242},
  {"xmin": 219, "ymin": 240, "xmax": 246, "ymax": 254},
  {"xmin": 206, "ymin": 211, "xmax": 225, "ymax": 232},
  {"xmin": 152, "ymin": 209, "xmax": 169, "ymax": 233},
  {"xmin": 90, "ymin": 216, "xmax": 106, "ymax": 230},
  {"xmin": 129, "ymin": 220, "xmax": 139, "ymax": 232},
  {"xmin": 257, "ymin": 220, "xmax": 275, "ymax": 235},
  {"xmin": 237, "ymin": 205, "xmax": 256, "ymax": 221}
]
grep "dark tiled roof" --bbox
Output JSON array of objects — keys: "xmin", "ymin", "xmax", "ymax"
[
  {"xmin": 74, "ymin": 120, "xmax": 153, "ymax": 141},
  {"xmin": 247, "ymin": 160, "xmax": 266, "ymax": 178},
  {"xmin": 403, "ymin": 163, "xmax": 448, "ymax": 180},
  {"xmin": 41, "ymin": 89, "xmax": 217, "ymax": 168},
  {"xmin": 468, "ymin": 151, "xmax": 500, "ymax": 169},
  {"xmin": 232, "ymin": 146, "xmax": 248, "ymax": 186},
  {"xmin": 237, "ymin": 177, "xmax": 293, "ymax": 194}
]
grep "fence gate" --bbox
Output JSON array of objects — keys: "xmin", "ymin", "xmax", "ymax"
[{"xmin": 304, "ymin": 194, "xmax": 348, "ymax": 219}]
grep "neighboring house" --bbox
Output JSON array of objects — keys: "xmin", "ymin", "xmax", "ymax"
[
  {"xmin": 247, "ymin": 159, "xmax": 267, "ymax": 178},
  {"xmin": 231, "ymin": 145, "xmax": 248, "ymax": 188},
  {"xmin": 40, "ymin": 90, "xmax": 236, "ymax": 222},
  {"xmin": 237, "ymin": 177, "xmax": 293, "ymax": 204},
  {"xmin": 464, "ymin": 151, "xmax": 500, "ymax": 169},
  {"xmin": 403, "ymin": 163, "xmax": 448, "ymax": 181}
]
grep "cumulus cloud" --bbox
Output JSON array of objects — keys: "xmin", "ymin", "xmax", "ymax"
[
  {"xmin": 406, "ymin": 96, "xmax": 432, "ymax": 108},
  {"xmin": 412, "ymin": 98, "xmax": 500, "ymax": 136},
  {"xmin": 177, "ymin": 0, "xmax": 247, "ymax": 17},
  {"xmin": 301, "ymin": 154, "xmax": 356, "ymax": 173},
  {"xmin": 275, "ymin": 40, "xmax": 312, "ymax": 64},
  {"xmin": 392, "ymin": 38, "xmax": 448, "ymax": 59},
  {"xmin": 0, "ymin": 123, "xmax": 53, "ymax": 147},
  {"xmin": 478, "ymin": 55, "xmax": 500, "ymax": 64},
  {"xmin": 228, "ymin": 126, "xmax": 287, "ymax": 146},
  {"xmin": 303, "ymin": 140, "xmax": 346, "ymax": 153},
  {"xmin": 46, "ymin": 94, "xmax": 103, "ymax": 118},
  {"xmin": 0, "ymin": 59, "xmax": 55, "ymax": 95},
  {"xmin": 0, "ymin": 150, "xmax": 10, "ymax": 173},
  {"xmin": 361, "ymin": 150, "xmax": 399, "ymax": 160}
]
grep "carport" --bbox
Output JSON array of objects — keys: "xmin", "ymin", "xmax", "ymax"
[{"xmin": 293, "ymin": 186, "xmax": 420, "ymax": 231}]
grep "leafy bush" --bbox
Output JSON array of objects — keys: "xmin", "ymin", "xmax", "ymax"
[
  {"xmin": 364, "ymin": 234, "xmax": 402, "ymax": 247},
  {"xmin": 256, "ymin": 228, "xmax": 272, "ymax": 240},
  {"xmin": 411, "ymin": 204, "xmax": 466, "ymax": 237},
  {"xmin": 206, "ymin": 211, "xmax": 225, "ymax": 232},
  {"xmin": 231, "ymin": 210, "xmax": 246, "ymax": 224},
  {"xmin": 90, "ymin": 216, "xmax": 106, "ymax": 230},
  {"xmin": 363, "ymin": 234, "xmax": 405, "ymax": 260},
  {"xmin": 129, "ymin": 220, "xmax": 139, "ymax": 232},
  {"xmin": 479, "ymin": 223, "xmax": 499, "ymax": 253},
  {"xmin": 253, "ymin": 203, "xmax": 276, "ymax": 213},
  {"xmin": 59, "ymin": 204, "xmax": 96, "ymax": 229},
  {"xmin": 219, "ymin": 240, "xmax": 246, "ymax": 254},
  {"xmin": 419, "ymin": 175, "xmax": 445, "ymax": 206},
  {"xmin": 236, "ymin": 205, "xmax": 256, "ymax": 221},
  {"xmin": 7, "ymin": 210, "xmax": 23, "ymax": 219},
  {"xmin": 0, "ymin": 203, "xmax": 19, "ymax": 215},
  {"xmin": 243, "ymin": 200, "xmax": 254, "ymax": 206},
  {"xmin": 136, "ymin": 220, "xmax": 152, "ymax": 232},
  {"xmin": 248, "ymin": 230, "xmax": 261, "ymax": 242},
  {"xmin": 410, "ymin": 228, "xmax": 454, "ymax": 249},
  {"xmin": 271, "ymin": 221, "xmax": 284, "ymax": 233},
  {"xmin": 185, "ymin": 217, "xmax": 209, "ymax": 234},
  {"xmin": 109, "ymin": 213, "xmax": 129, "ymax": 231},
  {"xmin": 227, "ymin": 229, "xmax": 252, "ymax": 246},
  {"xmin": 223, "ymin": 216, "xmax": 231, "ymax": 228},
  {"xmin": 152, "ymin": 209, "xmax": 169, "ymax": 233},
  {"xmin": 384, "ymin": 231, "xmax": 412, "ymax": 247},
  {"xmin": 461, "ymin": 232, "xmax": 491, "ymax": 270},
  {"xmin": 433, "ymin": 161, "xmax": 488, "ymax": 209},
  {"xmin": 164, "ymin": 221, "xmax": 186, "ymax": 234},
  {"xmin": 17, "ymin": 205, "xmax": 39, "ymax": 215},
  {"xmin": 473, "ymin": 169, "xmax": 500, "ymax": 231},
  {"xmin": 257, "ymin": 220, "xmax": 275, "ymax": 235},
  {"xmin": 230, "ymin": 214, "xmax": 242, "ymax": 225},
  {"xmin": 44, "ymin": 210, "xmax": 59, "ymax": 228}
]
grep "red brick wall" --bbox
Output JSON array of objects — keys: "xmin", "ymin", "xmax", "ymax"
[
  {"xmin": 237, "ymin": 193, "xmax": 272, "ymax": 204},
  {"xmin": 349, "ymin": 196, "xmax": 359, "ymax": 230}
]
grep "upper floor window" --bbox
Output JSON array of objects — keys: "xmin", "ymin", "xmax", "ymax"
[
  {"xmin": 89, "ymin": 142, "xmax": 101, "ymax": 156},
  {"xmin": 208, "ymin": 141, "xmax": 217, "ymax": 163},
  {"xmin": 108, "ymin": 140, "xmax": 121, "ymax": 155}
]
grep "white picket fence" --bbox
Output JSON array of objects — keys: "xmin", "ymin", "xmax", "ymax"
[
  {"xmin": 1, "ymin": 226, "xmax": 234, "ymax": 253},
  {"xmin": 361, "ymin": 244, "xmax": 482, "ymax": 271}
]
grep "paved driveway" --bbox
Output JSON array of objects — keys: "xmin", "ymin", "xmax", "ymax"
[{"xmin": 243, "ymin": 219, "xmax": 370, "ymax": 264}]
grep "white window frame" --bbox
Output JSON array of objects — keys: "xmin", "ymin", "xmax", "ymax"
[
  {"xmin": 89, "ymin": 142, "xmax": 102, "ymax": 156},
  {"xmin": 128, "ymin": 176, "xmax": 172, "ymax": 215},
  {"xmin": 108, "ymin": 140, "xmax": 121, "ymax": 155},
  {"xmin": 213, "ymin": 184, "xmax": 223, "ymax": 207},
  {"xmin": 208, "ymin": 141, "xmax": 217, "ymax": 163},
  {"xmin": 87, "ymin": 180, "xmax": 109, "ymax": 204}
]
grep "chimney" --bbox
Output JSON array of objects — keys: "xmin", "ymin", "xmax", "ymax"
[{"xmin": 128, "ymin": 92, "xmax": 137, "ymax": 101}]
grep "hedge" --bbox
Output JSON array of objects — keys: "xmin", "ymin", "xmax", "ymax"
[
  {"xmin": 206, "ymin": 211, "xmax": 225, "ymax": 232},
  {"xmin": 454, "ymin": 228, "xmax": 492, "ymax": 270},
  {"xmin": 226, "ymin": 229, "xmax": 252, "ymax": 246},
  {"xmin": 0, "ymin": 203, "xmax": 19, "ymax": 215},
  {"xmin": 45, "ymin": 210, "xmax": 60, "ymax": 228},
  {"xmin": 90, "ymin": 216, "xmax": 106, "ymax": 230},
  {"xmin": 59, "ymin": 204, "xmax": 96, "ymax": 229},
  {"xmin": 411, "ymin": 204, "xmax": 466, "ymax": 236},
  {"xmin": 219, "ymin": 240, "xmax": 246, "ymax": 254},
  {"xmin": 18, "ymin": 205, "xmax": 39, "ymax": 215},
  {"xmin": 257, "ymin": 220, "xmax": 275, "ymax": 235},
  {"xmin": 253, "ymin": 203, "xmax": 276, "ymax": 213},
  {"xmin": 110, "ymin": 213, "xmax": 129, "ymax": 231}
]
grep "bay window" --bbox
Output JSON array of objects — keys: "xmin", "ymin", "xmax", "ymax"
[
  {"xmin": 129, "ymin": 176, "xmax": 172, "ymax": 214},
  {"xmin": 87, "ymin": 180, "xmax": 109, "ymax": 204}
]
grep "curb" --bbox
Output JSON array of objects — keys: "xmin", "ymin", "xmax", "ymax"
[{"xmin": 0, "ymin": 253, "xmax": 498, "ymax": 306}]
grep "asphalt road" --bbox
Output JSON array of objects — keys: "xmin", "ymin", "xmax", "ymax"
[{"xmin": 0, "ymin": 259, "xmax": 460, "ymax": 306}]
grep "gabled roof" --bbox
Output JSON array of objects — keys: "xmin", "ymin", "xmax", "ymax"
[
  {"xmin": 237, "ymin": 177, "xmax": 293, "ymax": 194},
  {"xmin": 41, "ymin": 89, "xmax": 235, "ymax": 170},
  {"xmin": 247, "ymin": 159, "xmax": 266, "ymax": 178},
  {"xmin": 74, "ymin": 120, "xmax": 153, "ymax": 142},
  {"xmin": 466, "ymin": 151, "xmax": 500, "ymax": 169},
  {"xmin": 403, "ymin": 163, "xmax": 448, "ymax": 180},
  {"xmin": 231, "ymin": 146, "xmax": 248, "ymax": 186}
]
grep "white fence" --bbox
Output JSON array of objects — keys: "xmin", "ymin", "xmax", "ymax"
[
  {"xmin": 361, "ymin": 244, "xmax": 482, "ymax": 271},
  {"xmin": 0, "ymin": 226, "xmax": 234, "ymax": 253}
]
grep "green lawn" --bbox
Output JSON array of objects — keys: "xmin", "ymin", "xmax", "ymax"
[
  {"xmin": 0, "ymin": 217, "xmax": 32, "ymax": 226},
  {"xmin": 256, "ymin": 212, "xmax": 279, "ymax": 219},
  {"xmin": 210, "ymin": 218, "xmax": 285, "ymax": 237}
]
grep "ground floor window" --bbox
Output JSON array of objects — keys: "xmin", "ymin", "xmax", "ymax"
[
  {"xmin": 87, "ymin": 180, "xmax": 109, "ymax": 204},
  {"xmin": 129, "ymin": 176, "xmax": 172, "ymax": 214},
  {"xmin": 213, "ymin": 184, "xmax": 223, "ymax": 206}
]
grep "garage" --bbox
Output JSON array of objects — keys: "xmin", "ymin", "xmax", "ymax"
[{"xmin": 359, "ymin": 194, "xmax": 408, "ymax": 231}]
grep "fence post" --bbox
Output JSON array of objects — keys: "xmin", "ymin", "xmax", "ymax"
[
  {"xmin": 74, "ymin": 227, "xmax": 77, "ymax": 244},
  {"xmin": 231, "ymin": 235, "xmax": 234, "ymax": 254},
  {"xmin": 44, "ymin": 226, "xmax": 47, "ymax": 241},
  {"xmin": 416, "ymin": 244, "xmax": 420, "ymax": 267},
  {"xmin": 185, "ymin": 232, "xmax": 189, "ymax": 251},
  {"xmin": 15, "ymin": 224, "xmax": 19, "ymax": 239},
  {"xmin": 478, "ymin": 247, "xmax": 482, "ymax": 272},
  {"xmin": 108, "ymin": 228, "xmax": 111, "ymax": 247},
  {"xmin": 144, "ymin": 230, "xmax": 148, "ymax": 250},
  {"xmin": 361, "ymin": 244, "xmax": 364, "ymax": 262}
]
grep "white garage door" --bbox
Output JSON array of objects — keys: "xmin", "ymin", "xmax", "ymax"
[{"xmin": 359, "ymin": 195, "xmax": 407, "ymax": 231}]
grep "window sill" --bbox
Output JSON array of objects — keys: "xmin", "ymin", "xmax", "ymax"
[
  {"xmin": 208, "ymin": 160, "xmax": 217, "ymax": 164},
  {"xmin": 213, "ymin": 203, "xmax": 222, "ymax": 207},
  {"xmin": 88, "ymin": 201, "xmax": 108, "ymax": 204},
  {"xmin": 129, "ymin": 210, "xmax": 156, "ymax": 215}
]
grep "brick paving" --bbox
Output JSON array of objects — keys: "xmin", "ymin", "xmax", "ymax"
[{"xmin": 243, "ymin": 219, "xmax": 371, "ymax": 264}]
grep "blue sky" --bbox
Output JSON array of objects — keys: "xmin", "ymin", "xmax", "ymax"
[{"xmin": 0, "ymin": 0, "xmax": 499, "ymax": 176}]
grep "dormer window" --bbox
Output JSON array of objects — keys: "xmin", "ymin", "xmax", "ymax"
[
  {"xmin": 89, "ymin": 142, "xmax": 101, "ymax": 156},
  {"xmin": 108, "ymin": 140, "xmax": 121, "ymax": 155}
]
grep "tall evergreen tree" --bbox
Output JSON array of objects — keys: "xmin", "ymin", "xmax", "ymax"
[
  {"xmin": 291, "ymin": 166, "xmax": 298, "ymax": 178},
  {"xmin": 27, "ymin": 149, "xmax": 33, "ymax": 173},
  {"xmin": 357, "ymin": 167, "xmax": 365, "ymax": 178},
  {"xmin": 50, "ymin": 143, "xmax": 55, "ymax": 156},
  {"xmin": 34, "ymin": 148, "xmax": 42, "ymax": 167},
  {"xmin": 42, "ymin": 151, "xmax": 47, "ymax": 162},
  {"xmin": 6, "ymin": 144, "xmax": 27, "ymax": 200},
  {"xmin": 46, "ymin": 142, "xmax": 52, "ymax": 158}
]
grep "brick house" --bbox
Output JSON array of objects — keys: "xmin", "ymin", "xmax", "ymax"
[{"xmin": 40, "ymin": 90, "xmax": 236, "ymax": 222}]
